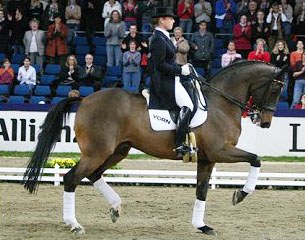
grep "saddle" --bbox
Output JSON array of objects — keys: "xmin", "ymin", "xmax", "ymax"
[{"xmin": 143, "ymin": 75, "xmax": 208, "ymax": 162}]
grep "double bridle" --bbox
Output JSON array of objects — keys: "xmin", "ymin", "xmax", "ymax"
[{"xmin": 191, "ymin": 68, "xmax": 284, "ymax": 114}]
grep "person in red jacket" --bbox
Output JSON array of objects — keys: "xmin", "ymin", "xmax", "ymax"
[
  {"xmin": 247, "ymin": 38, "xmax": 271, "ymax": 62},
  {"xmin": 46, "ymin": 13, "xmax": 69, "ymax": 66},
  {"xmin": 177, "ymin": 0, "xmax": 194, "ymax": 40},
  {"xmin": 233, "ymin": 14, "xmax": 252, "ymax": 59}
]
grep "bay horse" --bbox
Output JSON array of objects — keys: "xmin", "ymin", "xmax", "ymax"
[{"xmin": 23, "ymin": 61, "xmax": 285, "ymax": 235}]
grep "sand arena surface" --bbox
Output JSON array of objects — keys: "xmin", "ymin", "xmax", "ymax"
[{"xmin": 1, "ymin": 158, "xmax": 305, "ymax": 240}]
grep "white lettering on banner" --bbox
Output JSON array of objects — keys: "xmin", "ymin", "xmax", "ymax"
[{"xmin": 1, "ymin": 111, "xmax": 305, "ymax": 156}]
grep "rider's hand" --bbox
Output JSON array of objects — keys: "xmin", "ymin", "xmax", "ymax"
[{"xmin": 181, "ymin": 64, "xmax": 191, "ymax": 76}]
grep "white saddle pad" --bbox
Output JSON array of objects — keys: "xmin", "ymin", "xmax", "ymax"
[{"xmin": 144, "ymin": 82, "xmax": 208, "ymax": 131}]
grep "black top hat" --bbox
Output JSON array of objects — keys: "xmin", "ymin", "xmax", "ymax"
[{"xmin": 152, "ymin": 7, "xmax": 176, "ymax": 18}]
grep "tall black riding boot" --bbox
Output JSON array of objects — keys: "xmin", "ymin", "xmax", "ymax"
[{"xmin": 175, "ymin": 106, "xmax": 192, "ymax": 157}]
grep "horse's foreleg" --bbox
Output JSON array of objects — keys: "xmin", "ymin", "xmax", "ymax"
[
  {"xmin": 213, "ymin": 146, "xmax": 261, "ymax": 205},
  {"xmin": 192, "ymin": 160, "xmax": 216, "ymax": 235}
]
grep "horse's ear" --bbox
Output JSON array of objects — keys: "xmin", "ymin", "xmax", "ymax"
[{"xmin": 274, "ymin": 66, "xmax": 284, "ymax": 80}]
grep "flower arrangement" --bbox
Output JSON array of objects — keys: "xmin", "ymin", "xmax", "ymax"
[{"xmin": 45, "ymin": 158, "xmax": 78, "ymax": 168}]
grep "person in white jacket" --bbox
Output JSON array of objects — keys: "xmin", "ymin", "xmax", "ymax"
[
  {"xmin": 102, "ymin": 0, "xmax": 122, "ymax": 28},
  {"xmin": 17, "ymin": 56, "xmax": 37, "ymax": 91}
]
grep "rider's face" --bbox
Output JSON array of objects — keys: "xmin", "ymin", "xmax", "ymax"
[{"xmin": 160, "ymin": 17, "xmax": 175, "ymax": 31}]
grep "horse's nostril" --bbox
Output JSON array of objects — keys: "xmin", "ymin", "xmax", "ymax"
[{"xmin": 261, "ymin": 122, "xmax": 271, "ymax": 128}]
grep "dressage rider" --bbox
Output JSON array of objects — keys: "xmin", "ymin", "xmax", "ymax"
[{"xmin": 149, "ymin": 7, "xmax": 194, "ymax": 157}]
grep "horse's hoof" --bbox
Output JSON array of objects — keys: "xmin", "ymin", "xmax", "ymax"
[
  {"xmin": 70, "ymin": 225, "xmax": 85, "ymax": 234},
  {"xmin": 198, "ymin": 225, "xmax": 217, "ymax": 236},
  {"xmin": 232, "ymin": 189, "xmax": 247, "ymax": 206},
  {"xmin": 110, "ymin": 207, "xmax": 120, "ymax": 223}
]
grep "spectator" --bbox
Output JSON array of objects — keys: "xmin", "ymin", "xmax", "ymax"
[
  {"xmin": 233, "ymin": 15, "xmax": 252, "ymax": 59},
  {"xmin": 294, "ymin": 1, "xmax": 305, "ymax": 43},
  {"xmin": 293, "ymin": 94, "xmax": 305, "ymax": 109},
  {"xmin": 138, "ymin": 0, "xmax": 161, "ymax": 38},
  {"xmin": 0, "ymin": 0, "xmax": 7, "ymax": 13},
  {"xmin": 259, "ymin": 0, "xmax": 270, "ymax": 16},
  {"xmin": 251, "ymin": 9, "xmax": 269, "ymax": 46},
  {"xmin": 248, "ymin": 38, "xmax": 270, "ymax": 63},
  {"xmin": 221, "ymin": 40, "xmax": 241, "ymax": 67},
  {"xmin": 170, "ymin": 26, "xmax": 190, "ymax": 66},
  {"xmin": 121, "ymin": 24, "xmax": 148, "ymax": 54},
  {"xmin": 177, "ymin": 0, "xmax": 194, "ymax": 39},
  {"xmin": 43, "ymin": 0, "xmax": 62, "ymax": 29},
  {"xmin": 29, "ymin": 0, "xmax": 44, "ymax": 21},
  {"xmin": 194, "ymin": 0, "xmax": 212, "ymax": 28},
  {"xmin": 83, "ymin": 0, "xmax": 102, "ymax": 53},
  {"xmin": 271, "ymin": 40, "xmax": 290, "ymax": 99},
  {"xmin": 122, "ymin": 0, "xmax": 138, "ymax": 31},
  {"xmin": 102, "ymin": 0, "xmax": 122, "ymax": 28},
  {"xmin": 46, "ymin": 13, "xmax": 68, "ymax": 66},
  {"xmin": 215, "ymin": 0, "xmax": 236, "ymax": 45},
  {"xmin": 190, "ymin": 20, "xmax": 214, "ymax": 78},
  {"xmin": 65, "ymin": 0, "xmax": 81, "ymax": 47},
  {"xmin": 122, "ymin": 40, "xmax": 141, "ymax": 91},
  {"xmin": 291, "ymin": 52, "xmax": 305, "ymax": 108},
  {"xmin": 246, "ymin": 0, "xmax": 257, "ymax": 26},
  {"xmin": 280, "ymin": 0, "xmax": 293, "ymax": 49},
  {"xmin": 58, "ymin": 54, "xmax": 81, "ymax": 87},
  {"xmin": 290, "ymin": 40, "xmax": 304, "ymax": 70},
  {"xmin": 0, "ymin": 9, "xmax": 10, "ymax": 56},
  {"xmin": 104, "ymin": 10, "xmax": 125, "ymax": 67},
  {"xmin": 8, "ymin": 8, "xmax": 29, "ymax": 55},
  {"xmin": 17, "ymin": 56, "xmax": 37, "ymax": 91},
  {"xmin": 78, "ymin": 53, "xmax": 102, "ymax": 91},
  {"xmin": 266, "ymin": 2, "xmax": 287, "ymax": 51},
  {"xmin": 0, "ymin": 58, "xmax": 14, "ymax": 86},
  {"xmin": 23, "ymin": 19, "xmax": 46, "ymax": 71},
  {"xmin": 68, "ymin": 89, "xmax": 80, "ymax": 98},
  {"xmin": 236, "ymin": 0, "xmax": 249, "ymax": 18}
]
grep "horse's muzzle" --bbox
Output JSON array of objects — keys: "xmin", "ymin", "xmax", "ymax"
[{"xmin": 260, "ymin": 112, "xmax": 273, "ymax": 128}]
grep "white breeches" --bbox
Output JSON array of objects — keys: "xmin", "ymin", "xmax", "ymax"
[{"xmin": 175, "ymin": 77, "xmax": 194, "ymax": 111}]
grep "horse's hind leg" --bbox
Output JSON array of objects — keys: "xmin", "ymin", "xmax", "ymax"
[
  {"xmin": 63, "ymin": 156, "xmax": 105, "ymax": 234},
  {"xmin": 192, "ymin": 160, "xmax": 217, "ymax": 235},
  {"xmin": 88, "ymin": 143, "xmax": 131, "ymax": 223}
]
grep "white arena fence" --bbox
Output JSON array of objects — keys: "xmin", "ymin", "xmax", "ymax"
[{"xmin": 1, "ymin": 166, "xmax": 305, "ymax": 189}]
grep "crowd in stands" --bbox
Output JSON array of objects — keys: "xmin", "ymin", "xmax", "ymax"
[{"xmin": 0, "ymin": 0, "xmax": 304, "ymax": 109}]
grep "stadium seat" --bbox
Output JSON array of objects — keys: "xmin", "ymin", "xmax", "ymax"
[
  {"xmin": 40, "ymin": 74, "xmax": 57, "ymax": 85},
  {"xmin": 79, "ymin": 86, "xmax": 94, "ymax": 97},
  {"xmin": 276, "ymin": 102, "xmax": 289, "ymax": 110},
  {"xmin": 0, "ymin": 84, "xmax": 10, "ymax": 95},
  {"xmin": 29, "ymin": 96, "xmax": 46, "ymax": 104},
  {"xmin": 106, "ymin": 66, "xmax": 122, "ymax": 77},
  {"xmin": 8, "ymin": 95, "xmax": 24, "ymax": 103},
  {"xmin": 45, "ymin": 64, "xmax": 61, "ymax": 75},
  {"xmin": 11, "ymin": 53, "xmax": 25, "ymax": 64},
  {"xmin": 11, "ymin": 64, "xmax": 20, "ymax": 75},
  {"xmin": 13, "ymin": 85, "xmax": 31, "ymax": 96},
  {"xmin": 56, "ymin": 85, "xmax": 72, "ymax": 97},
  {"xmin": 214, "ymin": 48, "xmax": 227, "ymax": 58},
  {"xmin": 51, "ymin": 96, "xmax": 66, "ymax": 104},
  {"xmin": 75, "ymin": 45, "xmax": 90, "ymax": 55},
  {"xmin": 34, "ymin": 85, "xmax": 51, "ymax": 96},
  {"xmin": 212, "ymin": 58, "xmax": 222, "ymax": 68},
  {"xmin": 93, "ymin": 36, "xmax": 106, "ymax": 46},
  {"xmin": 76, "ymin": 55, "xmax": 85, "ymax": 65},
  {"xmin": 215, "ymin": 38, "xmax": 225, "ymax": 49},
  {"xmin": 95, "ymin": 46, "xmax": 107, "ymax": 56},
  {"xmin": 32, "ymin": 64, "xmax": 41, "ymax": 74},
  {"xmin": 102, "ymin": 76, "xmax": 120, "ymax": 88},
  {"xmin": 94, "ymin": 55, "xmax": 107, "ymax": 67},
  {"xmin": 0, "ymin": 53, "xmax": 5, "ymax": 62},
  {"xmin": 73, "ymin": 36, "xmax": 88, "ymax": 46},
  {"xmin": 123, "ymin": 85, "xmax": 138, "ymax": 93}
]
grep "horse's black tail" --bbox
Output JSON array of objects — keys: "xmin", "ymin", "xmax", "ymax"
[{"xmin": 23, "ymin": 97, "xmax": 81, "ymax": 193}]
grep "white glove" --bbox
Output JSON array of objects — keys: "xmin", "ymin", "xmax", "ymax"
[{"xmin": 181, "ymin": 63, "xmax": 191, "ymax": 76}]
